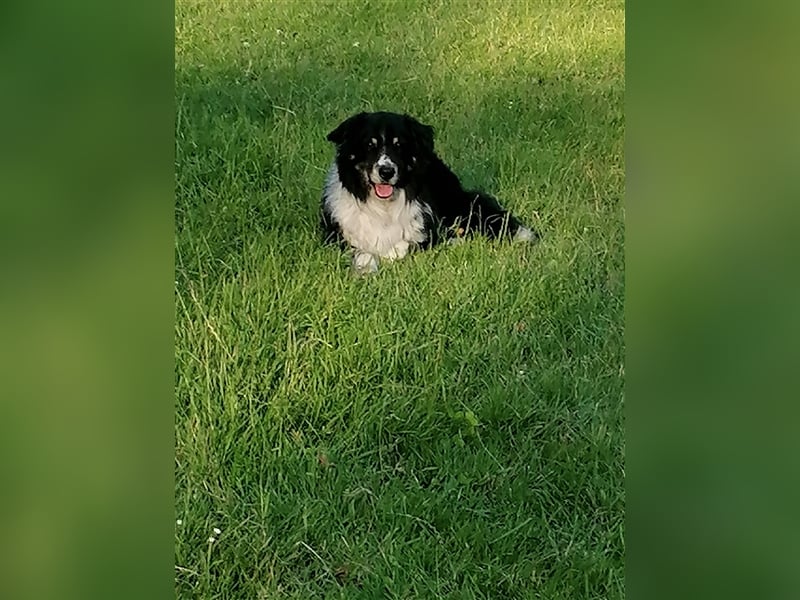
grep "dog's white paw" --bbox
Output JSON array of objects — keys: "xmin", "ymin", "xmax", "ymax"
[
  {"xmin": 352, "ymin": 251, "xmax": 379, "ymax": 275},
  {"xmin": 382, "ymin": 240, "xmax": 410, "ymax": 261},
  {"xmin": 513, "ymin": 227, "xmax": 538, "ymax": 243}
]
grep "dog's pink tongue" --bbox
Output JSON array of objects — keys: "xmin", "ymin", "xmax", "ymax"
[{"xmin": 374, "ymin": 183, "xmax": 394, "ymax": 198}]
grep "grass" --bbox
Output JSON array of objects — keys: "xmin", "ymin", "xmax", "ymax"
[{"xmin": 174, "ymin": 0, "xmax": 624, "ymax": 598}]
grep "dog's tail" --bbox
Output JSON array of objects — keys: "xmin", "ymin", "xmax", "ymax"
[{"xmin": 461, "ymin": 191, "xmax": 539, "ymax": 242}]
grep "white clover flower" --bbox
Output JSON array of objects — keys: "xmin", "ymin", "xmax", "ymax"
[
  {"xmin": 213, "ymin": 527, "xmax": 221, "ymax": 535},
  {"xmin": 176, "ymin": 519, "xmax": 183, "ymax": 525},
  {"xmin": 208, "ymin": 536, "xmax": 216, "ymax": 543}
]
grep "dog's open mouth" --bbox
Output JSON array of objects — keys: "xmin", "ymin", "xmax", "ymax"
[{"xmin": 373, "ymin": 183, "xmax": 394, "ymax": 199}]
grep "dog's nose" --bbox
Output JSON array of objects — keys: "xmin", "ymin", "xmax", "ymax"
[{"xmin": 378, "ymin": 164, "xmax": 396, "ymax": 181}]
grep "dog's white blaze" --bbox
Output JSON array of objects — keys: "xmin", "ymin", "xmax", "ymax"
[
  {"xmin": 376, "ymin": 154, "xmax": 395, "ymax": 168},
  {"xmin": 323, "ymin": 163, "xmax": 428, "ymax": 260}
]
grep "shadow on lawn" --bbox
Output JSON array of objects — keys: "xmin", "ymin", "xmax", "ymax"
[{"xmin": 174, "ymin": 49, "xmax": 623, "ymax": 278}]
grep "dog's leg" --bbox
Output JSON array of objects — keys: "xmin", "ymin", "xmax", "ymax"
[{"xmin": 352, "ymin": 250, "xmax": 379, "ymax": 275}]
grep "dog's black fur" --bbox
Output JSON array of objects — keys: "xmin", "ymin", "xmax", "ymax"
[{"xmin": 321, "ymin": 111, "xmax": 537, "ymax": 266}]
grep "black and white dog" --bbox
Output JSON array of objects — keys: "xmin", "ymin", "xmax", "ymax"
[{"xmin": 321, "ymin": 111, "xmax": 537, "ymax": 273}]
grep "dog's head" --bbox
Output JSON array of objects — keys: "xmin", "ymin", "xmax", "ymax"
[{"xmin": 326, "ymin": 111, "xmax": 434, "ymax": 201}]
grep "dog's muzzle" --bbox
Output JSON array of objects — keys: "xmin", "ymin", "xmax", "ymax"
[{"xmin": 371, "ymin": 155, "xmax": 399, "ymax": 198}]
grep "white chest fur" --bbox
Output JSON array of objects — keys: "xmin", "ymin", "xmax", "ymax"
[{"xmin": 323, "ymin": 163, "xmax": 428, "ymax": 259}]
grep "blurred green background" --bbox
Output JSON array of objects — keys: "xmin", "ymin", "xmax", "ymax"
[{"xmin": 627, "ymin": 2, "xmax": 800, "ymax": 598}]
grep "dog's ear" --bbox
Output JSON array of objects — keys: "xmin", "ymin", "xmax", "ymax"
[
  {"xmin": 404, "ymin": 115, "xmax": 435, "ymax": 156},
  {"xmin": 326, "ymin": 112, "xmax": 367, "ymax": 145}
]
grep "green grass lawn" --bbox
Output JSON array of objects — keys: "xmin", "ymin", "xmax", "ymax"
[{"xmin": 175, "ymin": 1, "xmax": 624, "ymax": 597}]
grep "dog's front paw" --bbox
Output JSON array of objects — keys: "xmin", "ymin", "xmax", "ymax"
[
  {"xmin": 352, "ymin": 251, "xmax": 379, "ymax": 275},
  {"xmin": 383, "ymin": 240, "xmax": 410, "ymax": 261}
]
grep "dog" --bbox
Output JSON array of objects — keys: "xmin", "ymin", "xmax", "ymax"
[{"xmin": 320, "ymin": 111, "xmax": 538, "ymax": 273}]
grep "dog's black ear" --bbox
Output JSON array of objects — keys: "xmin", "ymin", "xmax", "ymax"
[
  {"xmin": 326, "ymin": 112, "xmax": 367, "ymax": 145},
  {"xmin": 404, "ymin": 115, "xmax": 435, "ymax": 156}
]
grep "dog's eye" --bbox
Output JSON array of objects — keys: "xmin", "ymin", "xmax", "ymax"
[
  {"xmin": 368, "ymin": 138, "xmax": 377, "ymax": 148},
  {"xmin": 392, "ymin": 137, "xmax": 400, "ymax": 147}
]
